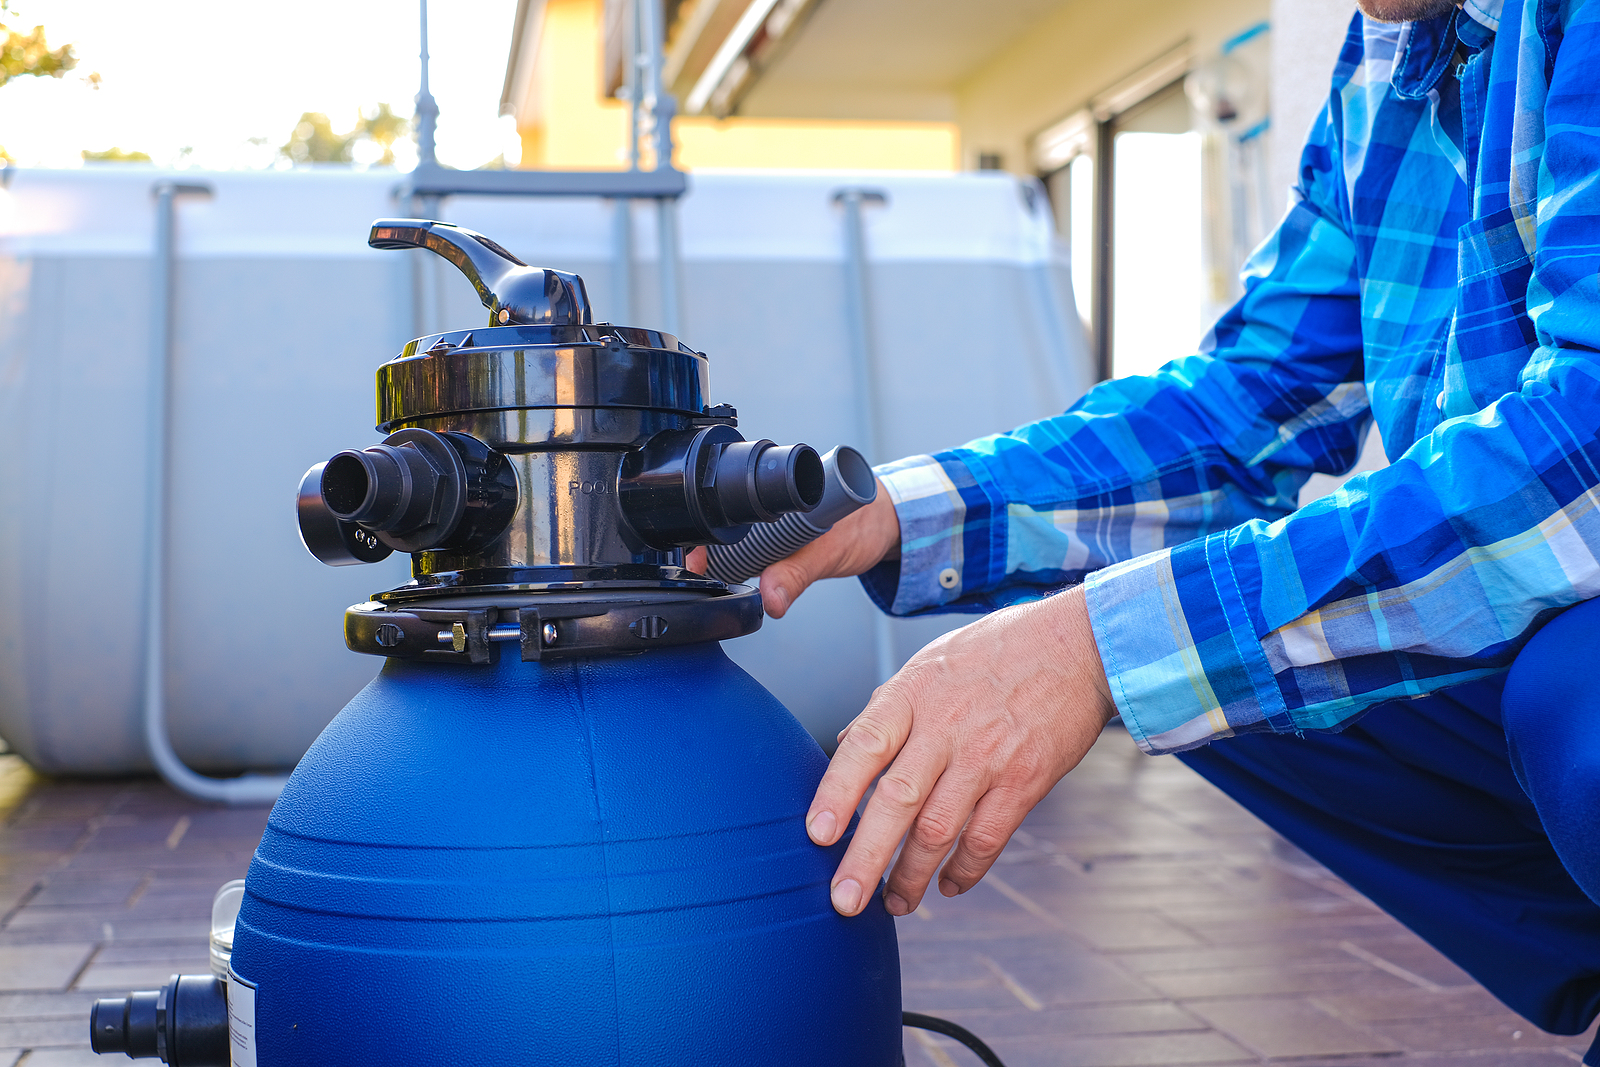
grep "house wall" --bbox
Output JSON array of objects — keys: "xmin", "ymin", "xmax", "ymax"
[
  {"xmin": 515, "ymin": 0, "xmax": 960, "ymax": 170},
  {"xmin": 512, "ymin": 0, "xmax": 1365, "ymax": 183},
  {"xmin": 1269, "ymin": 0, "xmax": 1357, "ymax": 195},
  {"xmin": 954, "ymin": 0, "xmax": 1271, "ymax": 174}
]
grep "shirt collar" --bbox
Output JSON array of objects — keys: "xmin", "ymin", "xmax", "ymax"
[
  {"xmin": 1462, "ymin": 0, "xmax": 1504, "ymax": 31},
  {"xmin": 1390, "ymin": 0, "xmax": 1497, "ymax": 100},
  {"xmin": 1391, "ymin": 11, "xmax": 1464, "ymax": 99}
]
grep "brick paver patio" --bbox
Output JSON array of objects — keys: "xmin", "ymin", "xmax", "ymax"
[{"xmin": 1, "ymin": 726, "xmax": 1592, "ymax": 1066}]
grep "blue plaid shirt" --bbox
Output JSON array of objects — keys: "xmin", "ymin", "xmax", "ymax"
[{"xmin": 863, "ymin": 0, "xmax": 1600, "ymax": 754}]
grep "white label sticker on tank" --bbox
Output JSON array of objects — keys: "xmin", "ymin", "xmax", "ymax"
[{"xmin": 227, "ymin": 968, "xmax": 257, "ymax": 1067}]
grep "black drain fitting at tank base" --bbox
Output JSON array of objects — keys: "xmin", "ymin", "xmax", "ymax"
[
  {"xmin": 89, "ymin": 974, "xmax": 229, "ymax": 1066},
  {"xmin": 297, "ymin": 428, "xmax": 518, "ymax": 564},
  {"xmin": 619, "ymin": 423, "xmax": 825, "ymax": 548}
]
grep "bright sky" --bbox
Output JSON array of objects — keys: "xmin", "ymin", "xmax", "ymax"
[{"xmin": 0, "ymin": 0, "xmax": 522, "ymax": 170}]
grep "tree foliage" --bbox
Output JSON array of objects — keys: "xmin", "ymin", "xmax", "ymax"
[
  {"xmin": 82, "ymin": 146, "xmax": 151, "ymax": 163},
  {"xmin": 0, "ymin": 0, "xmax": 75, "ymax": 89},
  {"xmin": 281, "ymin": 112, "xmax": 354, "ymax": 164},
  {"xmin": 360, "ymin": 103, "xmax": 407, "ymax": 166},
  {"xmin": 280, "ymin": 104, "xmax": 411, "ymax": 166}
]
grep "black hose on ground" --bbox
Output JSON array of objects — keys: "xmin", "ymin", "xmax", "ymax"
[{"xmin": 903, "ymin": 1011, "xmax": 1007, "ymax": 1067}]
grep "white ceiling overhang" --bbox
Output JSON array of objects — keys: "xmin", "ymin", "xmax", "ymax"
[{"xmin": 669, "ymin": 0, "xmax": 1070, "ymax": 120}]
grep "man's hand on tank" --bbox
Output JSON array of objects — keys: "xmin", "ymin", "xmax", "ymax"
[
  {"xmin": 759, "ymin": 484, "xmax": 900, "ymax": 618},
  {"xmin": 805, "ymin": 585, "xmax": 1116, "ymax": 917}
]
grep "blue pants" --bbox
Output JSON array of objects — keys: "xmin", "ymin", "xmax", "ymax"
[{"xmin": 1178, "ymin": 597, "xmax": 1600, "ymax": 1060}]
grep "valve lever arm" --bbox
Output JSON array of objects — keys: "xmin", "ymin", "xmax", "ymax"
[{"xmin": 369, "ymin": 218, "xmax": 591, "ymax": 327}]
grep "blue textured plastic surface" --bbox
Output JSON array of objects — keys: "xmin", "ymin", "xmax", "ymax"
[{"xmin": 230, "ymin": 642, "xmax": 901, "ymax": 1065}]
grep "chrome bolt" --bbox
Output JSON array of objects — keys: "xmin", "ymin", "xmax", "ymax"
[{"xmin": 542, "ymin": 622, "xmax": 558, "ymax": 646}]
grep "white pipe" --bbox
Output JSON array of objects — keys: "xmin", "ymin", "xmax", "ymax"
[
  {"xmin": 612, "ymin": 199, "xmax": 635, "ymax": 324},
  {"xmin": 144, "ymin": 181, "xmax": 289, "ymax": 807},
  {"xmin": 655, "ymin": 196, "xmax": 682, "ymax": 337},
  {"xmin": 834, "ymin": 188, "xmax": 897, "ymax": 685}
]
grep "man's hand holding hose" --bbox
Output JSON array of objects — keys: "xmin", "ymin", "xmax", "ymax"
[{"xmin": 690, "ymin": 483, "xmax": 1117, "ymax": 918}]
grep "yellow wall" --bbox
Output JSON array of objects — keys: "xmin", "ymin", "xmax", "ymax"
[{"xmin": 518, "ymin": 0, "xmax": 959, "ymax": 171}]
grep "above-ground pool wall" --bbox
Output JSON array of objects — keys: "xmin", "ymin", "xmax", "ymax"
[
  {"xmin": 0, "ymin": 167, "xmax": 1091, "ymax": 774},
  {"xmin": 0, "ymin": 171, "xmax": 420, "ymax": 774}
]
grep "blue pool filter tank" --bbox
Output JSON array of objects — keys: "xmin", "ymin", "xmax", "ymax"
[{"xmin": 87, "ymin": 219, "xmax": 902, "ymax": 1065}]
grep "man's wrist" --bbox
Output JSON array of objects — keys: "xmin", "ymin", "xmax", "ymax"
[
  {"xmin": 861, "ymin": 486, "xmax": 901, "ymax": 563},
  {"xmin": 869, "ymin": 454, "xmax": 983, "ymax": 615},
  {"xmin": 1058, "ymin": 585, "xmax": 1116, "ymax": 727}
]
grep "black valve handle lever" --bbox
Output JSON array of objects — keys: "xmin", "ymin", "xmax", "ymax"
[{"xmin": 369, "ymin": 218, "xmax": 592, "ymax": 328}]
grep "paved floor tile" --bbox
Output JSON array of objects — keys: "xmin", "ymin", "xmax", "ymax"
[
  {"xmin": 1141, "ymin": 962, "xmax": 1420, "ymax": 999},
  {"xmin": 1182, "ymin": 996, "xmax": 1403, "ymax": 1058},
  {"xmin": 902, "ymin": 1002, "xmax": 1209, "ymax": 1040},
  {"xmin": 1339, "ymin": 936, "xmax": 1478, "ymax": 990},
  {"xmin": 14, "ymin": 1049, "xmax": 111, "ymax": 1066},
  {"xmin": 1361, "ymin": 1013, "xmax": 1594, "ymax": 1054},
  {"xmin": 1109, "ymin": 941, "xmax": 1371, "ymax": 976},
  {"xmin": 1310, "ymin": 986, "xmax": 1512, "ymax": 1023},
  {"xmin": 72, "ymin": 959, "xmax": 211, "ymax": 993},
  {"xmin": 1052, "ymin": 911, "xmax": 1206, "ymax": 952},
  {"xmin": 0, "ymin": 1020, "xmax": 82, "ymax": 1051},
  {"xmin": 0, "ymin": 947, "xmax": 94, "ymax": 995},
  {"xmin": 910, "ymin": 1029, "xmax": 1255, "ymax": 1067},
  {"xmin": 72, "ymin": 940, "xmax": 212, "ymax": 992},
  {"xmin": 1283, "ymin": 1055, "xmax": 1586, "ymax": 1066}
]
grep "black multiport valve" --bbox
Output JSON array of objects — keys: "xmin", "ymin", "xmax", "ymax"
[{"xmin": 293, "ymin": 218, "xmax": 836, "ymax": 660}]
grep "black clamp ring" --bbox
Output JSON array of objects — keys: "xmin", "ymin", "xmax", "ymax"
[{"xmin": 343, "ymin": 586, "xmax": 764, "ymax": 664}]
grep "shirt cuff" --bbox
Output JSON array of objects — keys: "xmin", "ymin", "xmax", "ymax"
[
  {"xmin": 858, "ymin": 452, "xmax": 1002, "ymax": 616},
  {"xmin": 1082, "ymin": 528, "xmax": 1294, "ymax": 755}
]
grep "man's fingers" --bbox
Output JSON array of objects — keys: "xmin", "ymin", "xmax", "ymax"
[
  {"xmin": 759, "ymin": 487, "xmax": 900, "ymax": 618},
  {"xmin": 934, "ymin": 789, "xmax": 1031, "ymax": 896},
  {"xmin": 757, "ymin": 554, "xmax": 812, "ymax": 618},
  {"xmin": 880, "ymin": 774, "xmax": 984, "ymax": 915},
  {"xmin": 828, "ymin": 739, "xmax": 949, "ymax": 916},
  {"xmin": 759, "ymin": 530, "xmax": 846, "ymax": 617},
  {"xmin": 806, "ymin": 692, "xmax": 912, "ymax": 847}
]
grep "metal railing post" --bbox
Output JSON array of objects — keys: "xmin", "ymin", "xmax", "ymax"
[{"xmin": 638, "ymin": 0, "xmax": 683, "ymax": 336}]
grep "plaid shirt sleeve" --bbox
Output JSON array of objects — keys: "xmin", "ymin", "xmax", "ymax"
[{"xmin": 863, "ymin": 0, "xmax": 1600, "ymax": 755}]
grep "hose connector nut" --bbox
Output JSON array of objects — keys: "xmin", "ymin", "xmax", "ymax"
[
  {"xmin": 320, "ymin": 428, "xmax": 467, "ymax": 553},
  {"xmin": 297, "ymin": 429, "xmax": 519, "ymax": 564},
  {"xmin": 618, "ymin": 425, "xmax": 825, "ymax": 548}
]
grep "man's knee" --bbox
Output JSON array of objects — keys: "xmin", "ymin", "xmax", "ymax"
[{"xmin": 1503, "ymin": 597, "xmax": 1600, "ymax": 903}]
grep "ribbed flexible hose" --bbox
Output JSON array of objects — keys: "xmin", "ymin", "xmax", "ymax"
[{"xmin": 706, "ymin": 446, "xmax": 875, "ymax": 584}]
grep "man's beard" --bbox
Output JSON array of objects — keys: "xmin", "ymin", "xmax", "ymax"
[{"xmin": 1356, "ymin": 0, "xmax": 1460, "ymax": 22}]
